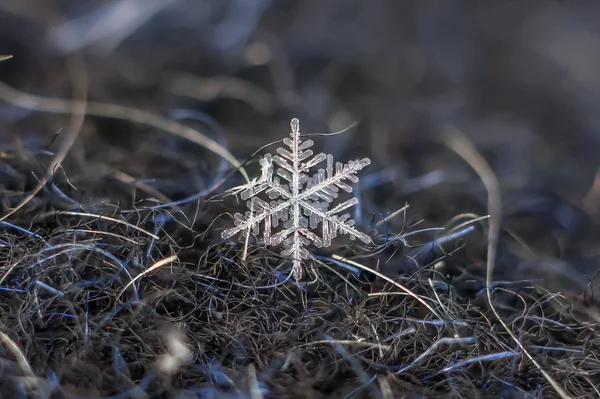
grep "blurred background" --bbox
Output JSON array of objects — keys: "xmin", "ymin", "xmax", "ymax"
[
  {"xmin": 1, "ymin": 0, "xmax": 600, "ymax": 396},
  {"xmin": 2, "ymin": 0, "xmax": 599, "ymax": 298}
]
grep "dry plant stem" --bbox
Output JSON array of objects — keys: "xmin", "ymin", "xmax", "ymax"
[
  {"xmin": 584, "ymin": 377, "xmax": 600, "ymax": 397},
  {"xmin": 330, "ymin": 254, "xmax": 445, "ymax": 322},
  {"xmin": 374, "ymin": 203, "xmax": 409, "ymax": 228},
  {"xmin": 0, "ymin": 53, "xmax": 88, "ymax": 222},
  {"xmin": 0, "ymin": 331, "xmax": 48, "ymax": 399},
  {"xmin": 0, "ymin": 80, "xmax": 249, "ymax": 183},
  {"xmin": 0, "ymin": 331, "xmax": 34, "ymax": 378},
  {"xmin": 61, "ymin": 228, "xmax": 141, "ymax": 244},
  {"xmin": 432, "ymin": 351, "xmax": 517, "ymax": 376},
  {"xmin": 48, "ymin": 0, "xmax": 180, "ymax": 55},
  {"xmin": 299, "ymin": 339, "xmax": 391, "ymax": 351},
  {"xmin": 167, "ymin": 73, "xmax": 274, "ymax": 114},
  {"xmin": 118, "ymin": 254, "xmax": 178, "ymax": 299},
  {"xmin": 247, "ymin": 363, "xmax": 264, "ymax": 399},
  {"xmin": 110, "ymin": 170, "xmax": 176, "ymax": 208},
  {"xmin": 395, "ymin": 336, "xmax": 476, "ymax": 375},
  {"xmin": 442, "ymin": 125, "xmax": 572, "ymax": 399},
  {"xmin": 49, "ymin": 211, "xmax": 160, "ymax": 239},
  {"xmin": 378, "ymin": 375, "xmax": 393, "ymax": 399}
]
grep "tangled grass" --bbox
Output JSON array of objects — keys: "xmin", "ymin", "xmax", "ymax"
[
  {"xmin": 2, "ymin": 2, "xmax": 600, "ymax": 397},
  {"xmin": 0, "ymin": 105, "xmax": 599, "ymax": 398}
]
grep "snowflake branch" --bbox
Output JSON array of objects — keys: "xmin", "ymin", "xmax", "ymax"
[{"xmin": 222, "ymin": 118, "xmax": 372, "ymax": 280}]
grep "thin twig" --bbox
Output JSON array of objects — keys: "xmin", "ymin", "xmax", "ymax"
[{"xmin": 442, "ymin": 124, "xmax": 572, "ymax": 399}]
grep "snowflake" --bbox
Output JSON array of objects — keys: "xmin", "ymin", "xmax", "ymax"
[{"xmin": 222, "ymin": 118, "xmax": 372, "ymax": 280}]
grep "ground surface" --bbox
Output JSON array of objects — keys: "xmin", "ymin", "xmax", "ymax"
[{"xmin": 1, "ymin": 1, "xmax": 600, "ymax": 398}]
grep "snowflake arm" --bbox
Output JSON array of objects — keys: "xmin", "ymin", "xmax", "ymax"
[{"xmin": 222, "ymin": 118, "xmax": 371, "ymax": 280}]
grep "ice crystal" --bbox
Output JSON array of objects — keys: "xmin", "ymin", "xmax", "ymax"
[{"xmin": 222, "ymin": 118, "xmax": 372, "ymax": 279}]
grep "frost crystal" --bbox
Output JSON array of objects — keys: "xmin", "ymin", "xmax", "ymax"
[{"xmin": 222, "ymin": 118, "xmax": 372, "ymax": 280}]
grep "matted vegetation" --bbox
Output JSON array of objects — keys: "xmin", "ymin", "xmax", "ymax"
[{"xmin": 1, "ymin": 1, "xmax": 600, "ymax": 398}]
